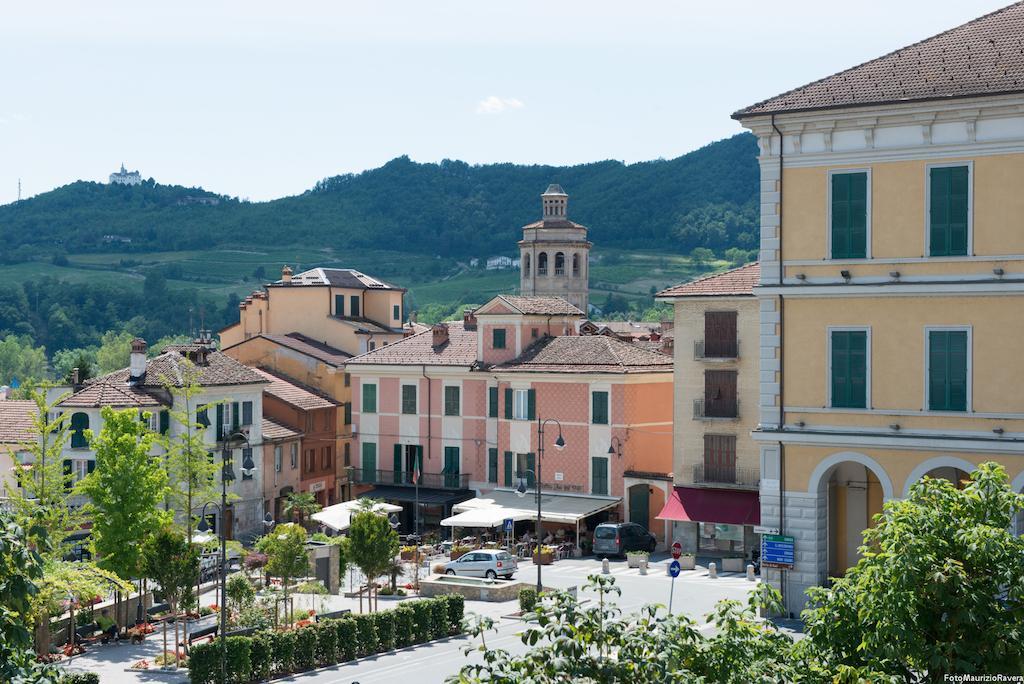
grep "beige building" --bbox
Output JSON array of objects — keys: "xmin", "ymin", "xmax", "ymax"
[
  {"xmin": 734, "ymin": 4, "xmax": 1024, "ymax": 614},
  {"xmin": 519, "ymin": 185, "xmax": 592, "ymax": 313},
  {"xmin": 656, "ymin": 263, "xmax": 761, "ymax": 557}
]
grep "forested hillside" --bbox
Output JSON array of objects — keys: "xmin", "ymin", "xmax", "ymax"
[{"xmin": 0, "ymin": 133, "xmax": 758, "ymax": 261}]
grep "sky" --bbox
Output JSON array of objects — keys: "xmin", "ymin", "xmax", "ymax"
[{"xmin": 0, "ymin": 0, "xmax": 1011, "ymax": 205}]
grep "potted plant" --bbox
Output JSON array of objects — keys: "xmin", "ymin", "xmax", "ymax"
[
  {"xmin": 450, "ymin": 544, "xmax": 473, "ymax": 560},
  {"xmin": 626, "ymin": 550, "xmax": 649, "ymax": 569},
  {"xmin": 722, "ymin": 555, "xmax": 745, "ymax": 573},
  {"xmin": 532, "ymin": 545, "xmax": 555, "ymax": 565},
  {"xmin": 400, "ymin": 545, "xmax": 417, "ymax": 561}
]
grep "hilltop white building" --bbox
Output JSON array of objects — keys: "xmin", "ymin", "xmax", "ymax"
[{"xmin": 109, "ymin": 163, "xmax": 142, "ymax": 186}]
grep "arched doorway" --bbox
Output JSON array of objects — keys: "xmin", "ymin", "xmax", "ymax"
[
  {"xmin": 628, "ymin": 483, "xmax": 650, "ymax": 532},
  {"xmin": 825, "ymin": 463, "xmax": 884, "ymax": 577},
  {"xmin": 902, "ymin": 457, "xmax": 976, "ymax": 497}
]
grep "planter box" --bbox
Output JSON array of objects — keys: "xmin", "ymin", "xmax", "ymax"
[
  {"xmin": 400, "ymin": 551, "xmax": 415, "ymax": 561},
  {"xmin": 676, "ymin": 555, "xmax": 696, "ymax": 571},
  {"xmin": 626, "ymin": 554, "xmax": 648, "ymax": 569},
  {"xmin": 450, "ymin": 549, "xmax": 470, "ymax": 560},
  {"xmin": 532, "ymin": 553, "xmax": 553, "ymax": 565},
  {"xmin": 721, "ymin": 557, "xmax": 745, "ymax": 573}
]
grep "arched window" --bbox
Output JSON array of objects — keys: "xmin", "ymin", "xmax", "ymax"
[
  {"xmin": 572, "ymin": 253, "xmax": 580, "ymax": 277},
  {"xmin": 523, "ymin": 254, "xmax": 531, "ymax": 277},
  {"xmin": 70, "ymin": 412, "xmax": 89, "ymax": 449},
  {"xmin": 538, "ymin": 252, "xmax": 548, "ymax": 276},
  {"xmin": 554, "ymin": 252, "xmax": 565, "ymax": 276}
]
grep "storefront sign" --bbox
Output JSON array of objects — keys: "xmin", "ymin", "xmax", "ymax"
[
  {"xmin": 761, "ymin": 534, "xmax": 795, "ymax": 569},
  {"xmin": 310, "ymin": 481, "xmax": 325, "ymax": 493}
]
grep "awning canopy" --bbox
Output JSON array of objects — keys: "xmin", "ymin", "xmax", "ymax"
[
  {"xmin": 447, "ymin": 489, "xmax": 620, "ymax": 527},
  {"xmin": 657, "ymin": 486, "xmax": 760, "ymax": 526},
  {"xmin": 358, "ymin": 485, "xmax": 474, "ymax": 507},
  {"xmin": 311, "ymin": 500, "xmax": 403, "ymax": 532}
]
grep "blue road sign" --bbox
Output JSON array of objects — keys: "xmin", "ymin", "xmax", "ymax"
[
  {"xmin": 668, "ymin": 560, "xmax": 681, "ymax": 578},
  {"xmin": 503, "ymin": 518, "xmax": 514, "ymax": 533},
  {"xmin": 761, "ymin": 534, "xmax": 795, "ymax": 568}
]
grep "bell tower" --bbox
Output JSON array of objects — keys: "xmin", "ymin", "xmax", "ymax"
[{"xmin": 519, "ymin": 184, "xmax": 591, "ymax": 313}]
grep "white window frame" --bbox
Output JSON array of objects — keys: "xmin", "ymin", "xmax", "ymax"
[
  {"xmin": 826, "ymin": 168, "xmax": 872, "ymax": 260},
  {"xmin": 72, "ymin": 459, "xmax": 89, "ymax": 482},
  {"xmin": 923, "ymin": 325, "xmax": 973, "ymax": 413},
  {"xmin": 274, "ymin": 445, "xmax": 282, "ymax": 473},
  {"xmin": 512, "ymin": 389, "xmax": 529, "ymax": 421},
  {"xmin": 826, "ymin": 326, "xmax": 872, "ymax": 410},
  {"xmin": 925, "ymin": 161, "xmax": 973, "ymax": 258}
]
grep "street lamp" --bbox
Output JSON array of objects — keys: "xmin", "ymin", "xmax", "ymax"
[
  {"xmin": 195, "ymin": 429, "xmax": 251, "ymax": 684},
  {"xmin": 514, "ymin": 417, "xmax": 565, "ymax": 594}
]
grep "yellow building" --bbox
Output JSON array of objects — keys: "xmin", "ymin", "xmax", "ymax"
[{"xmin": 735, "ymin": 4, "xmax": 1024, "ymax": 614}]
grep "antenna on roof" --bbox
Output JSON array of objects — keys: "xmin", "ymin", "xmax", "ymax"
[{"xmin": 17, "ymin": 178, "xmax": 21, "ymax": 202}]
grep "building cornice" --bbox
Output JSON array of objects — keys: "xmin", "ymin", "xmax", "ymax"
[{"xmin": 752, "ymin": 428, "xmax": 1024, "ymax": 454}]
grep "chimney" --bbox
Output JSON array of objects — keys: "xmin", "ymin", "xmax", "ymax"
[
  {"xmin": 70, "ymin": 367, "xmax": 80, "ymax": 388},
  {"xmin": 462, "ymin": 308, "xmax": 477, "ymax": 330},
  {"xmin": 431, "ymin": 323, "xmax": 449, "ymax": 348},
  {"xmin": 409, "ymin": 311, "xmax": 417, "ymax": 324},
  {"xmin": 129, "ymin": 338, "xmax": 148, "ymax": 381},
  {"xmin": 281, "ymin": 265, "xmax": 293, "ymax": 284}
]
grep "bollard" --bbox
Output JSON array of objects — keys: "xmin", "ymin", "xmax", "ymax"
[
  {"xmin": 708, "ymin": 562, "xmax": 717, "ymax": 579},
  {"xmin": 602, "ymin": 557, "xmax": 610, "ymax": 574},
  {"xmin": 639, "ymin": 559, "xmax": 647, "ymax": 575},
  {"xmin": 746, "ymin": 564, "xmax": 756, "ymax": 581}
]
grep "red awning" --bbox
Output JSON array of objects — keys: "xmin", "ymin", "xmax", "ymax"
[{"xmin": 656, "ymin": 486, "xmax": 760, "ymax": 526}]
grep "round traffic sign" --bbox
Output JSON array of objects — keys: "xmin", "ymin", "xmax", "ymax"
[
  {"xmin": 668, "ymin": 559, "xmax": 681, "ymax": 578},
  {"xmin": 671, "ymin": 541, "xmax": 682, "ymax": 559}
]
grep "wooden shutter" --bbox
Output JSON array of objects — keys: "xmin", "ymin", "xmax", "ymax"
[
  {"xmin": 831, "ymin": 172, "xmax": 867, "ymax": 259},
  {"xmin": 216, "ymin": 404, "xmax": 224, "ymax": 440},
  {"xmin": 159, "ymin": 410, "xmax": 170, "ymax": 434},
  {"xmin": 929, "ymin": 330, "xmax": 968, "ymax": 411},
  {"xmin": 444, "ymin": 447, "xmax": 460, "ymax": 487},
  {"xmin": 335, "ymin": 295, "xmax": 345, "ymax": 316},
  {"xmin": 703, "ymin": 435, "xmax": 736, "ymax": 483},
  {"xmin": 503, "ymin": 451, "xmax": 513, "ymax": 486},
  {"xmin": 350, "ymin": 295, "xmax": 360, "ymax": 317},
  {"xmin": 930, "ymin": 166, "xmax": 969, "ymax": 256},
  {"xmin": 592, "ymin": 391, "xmax": 608, "ymax": 424},
  {"xmin": 525, "ymin": 452, "xmax": 536, "ymax": 488},
  {"xmin": 489, "ymin": 387, "xmax": 498, "ymax": 418},
  {"xmin": 488, "ymin": 448, "xmax": 498, "ymax": 483},
  {"xmin": 704, "ymin": 370, "xmax": 737, "ymax": 417},
  {"xmin": 86, "ymin": 459, "xmax": 95, "ymax": 474},
  {"xmin": 592, "ymin": 457, "xmax": 608, "ymax": 496},
  {"xmin": 63, "ymin": 459, "xmax": 73, "ymax": 491},
  {"xmin": 831, "ymin": 331, "xmax": 867, "ymax": 408},
  {"xmin": 361, "ymin": 443, "xmax": 376, "ymax": 482},
  {"xmin": 231, "ymin": 402, "xmax": 240, "ymax": 430},
  {"xmin": 704, "ymin": 311, "xmax": 738, "ymax": 358},
  {"xmin": 393, "ymin": 444, "xmax": 402, "ymax": 482},
  {"xmin": 504, "ymin": 388, "xmax": 513, "ymax": 419},
  {"xmin": 527, "ymin": 389, "xmax": 536, "ymax": 421}
]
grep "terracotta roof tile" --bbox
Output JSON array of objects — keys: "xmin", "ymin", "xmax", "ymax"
[
  {"xmin": 0, "ymin": 400, "xmax": 37, "ymax": 443},
  {"xmin": 88, "ymin": 349, "xmax": 268, "ymax": 389},
  {"xmin": 347, "ymin": 321, "xmax": 477, "ymax": 367},
  {"xmin": 262, "ymin": 416, "xmax": 301, "ymax": 441},
  {"xmin": 735, "ymin": 3, "xmax": 1024, "ymax": 117},
  {"xmin": 658, "ymin": 262, "xmax": 759, "ymax": 298},
  {"xmin": 494, "ymin": 335, "xmax": 673, "ymax": 374},
  {"xmin": 253, "ymin": 368, "xmax": 338, "ymax": 410},
  {"xmin": 486, "ymin": 295, "xmax": 584, "ymax": 316},
  {"xmin": 57, "ymin": 383, "xmax": 165, "ymax": 409}
]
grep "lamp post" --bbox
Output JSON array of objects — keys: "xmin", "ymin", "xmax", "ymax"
[
  {"xmin": 515, "ymin": 417, "xmax": 565, "ymax": 594},
  {"xmin": 196, "ymin": 430, "xmax": 254, "ymax": 684}
]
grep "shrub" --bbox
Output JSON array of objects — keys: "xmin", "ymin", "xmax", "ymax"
[
  {"xmin": 315, "ymin": 620, "xmax": 338, "ymax": 666},
  {"xmin": 429, "ymin": 598, "xmax": 449, "ymax": 640},
  {"xmin": 442, "ymin": 594, "xmax": 465, "ymax": 635},
  {"xmin": 187, "ymin": 641, "xmax": 218, "ymax": 684},
  {"xmin": 270, "ymin": 629, "xmax": 296, "ymax": 677},
  {"xmin": 61, "ymin": 675, "xmax": 100, "ymax": 684},
  {"xmin": 519, "ymin": 587, "xmax": 538, "ymax": 613},
  {"xmin": 393, "ymin": 604, "xmax": 415, "ymax": 648},
  {"xmin": 295, "ymin": 580, "xmax": 328, "ymax": 595},
  {"xmin": 225, "ymin": 635, "xmax": 251, "ymax": 683},
  {"xmin": 374, "ymin": 610, "xmax": 395, "ymax": 651},
  {"xmin": 353, "ymin": 612, "xmax": 379, "ymax": 657},
  {"xmin": 409, "ymin": 600, "xmax": 432, "ymax": 643},
  {"xmin": 432, "ymin": 562, "xmax": 447, "ymax": 574},
  {"xmin": 249, "ymin": 631, "xmax": 272, "ymax": 682},
  {"xmin": 334, "ymin": 618, "xmax": 357, "ymax": 661},
  {"xmin": 294, "ymin": 625, "xmax": 317, "ymax": 671}
]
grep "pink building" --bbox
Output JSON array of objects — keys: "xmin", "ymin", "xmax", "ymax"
[{"xmin": 347, "ymin": 295, "xmax": 675, "ymax": 548}]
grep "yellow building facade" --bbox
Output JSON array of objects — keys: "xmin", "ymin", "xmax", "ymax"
[{"xmin": 735, "ymin": 4, "xmax": 1024, "ymax": 614}]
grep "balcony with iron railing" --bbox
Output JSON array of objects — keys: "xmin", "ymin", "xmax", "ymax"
[
  {"xmin": 691, "ymin": 463, "xmax": 760, "ymax": 490},
  {"xmin": 693, "ymin": 398, "xmax": 740, "ymax": 420},
  {"xmin": 694, "ymin": 338, "xmax": 740, "ymax": 360},
  {"xmin": 350, "ymin": 468, "xmax": 471, "ymax": 490}
]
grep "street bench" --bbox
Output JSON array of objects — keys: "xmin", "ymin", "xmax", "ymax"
[
  {"xmin": 315, "ymin": 609, "xmax": 351, "ymax": 622},
  {"xmin": 147, "ymin": 603, "xmax": 170, "ymax": 618},
  {"xmin": 224, "ymin": 627, "xmax": 257, "ymax": 638},
  {"xmin": 180, "ymin": 623, "xmax": 218, "ymax": 650}
]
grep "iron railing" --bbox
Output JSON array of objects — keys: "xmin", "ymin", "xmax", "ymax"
[
  {"xmin": 350, "ymin": 468, "xmax": 470, "ymax": 490},
  {"xmin": 694, "ymin": 338, "xmax": 740, "ymax": 360},
  {"xmin": 693, "ymin": 398, "xmax": 740, "ymax": 420},
  {"xmin": 692, "ymin": 464, "xmax": 760, "ymax": 489}
]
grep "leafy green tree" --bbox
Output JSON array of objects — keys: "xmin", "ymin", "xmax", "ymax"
[
  {"xmin": 724, "ymin": 246, "xmax": 756, "ymax": 267},
  {"xmin": 346, "ymin": 507, "xmax": 399, "ymax": 612},
  {"xmin": 143, "ymin": 526, "xmax": 199, "ymax": 668},
  {"xmin": 689, "ymin": 247, "xmax": 716, "ymax": 266},
  {"xmin": 283, "ymin": 490, "xmax": 322, "ymax": 528},
  {"xmin": 78, "ymin": 406, "xmax": 172, "ymax": 631},
  {"xmin": 801, "ymin": 461, "xmax": 1024, "ymax": 680},
  {"xmin": 226, "ymin": 573, "xmax": 256, "ymax": 616},
  {"xmin": 255, "ymin": 523, "xmax": 309, "ymax": 625},
  {"xmin": 0, "ymin": 335, "xmax": 48, "ymax": 385},
  {"xmin": 95, "ymin": 330, "xmax": 136, "ymax": 374},
  {"xmin": 51, "ymin": 348, "xmax": 97, "ymax": 383}
]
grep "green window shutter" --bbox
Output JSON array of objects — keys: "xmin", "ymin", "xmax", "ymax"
[
  {"xmin": 216, "ymin": 404, "xmax": 224, "ymax": 440},
  {"xmin": 592, "ymin": 391, "xmax": 609, "ymax": 424},
  {"xmin": 444, "ymin": 386, "xmax": 460, "ymax": 416},
  {"xmin": 488, "ymin": 448, "xmax": 498, "ymax": 483},
  {"xmin": 350, "ymin": 295, "xmax": 361, "ymax": 317},
  {"xmin": 504, "ymin": 388, "xmax": 513, "ymax": 419},
  {"xmin": 86, "ymin": 459, "xmax": 95, "ymax": 474},
  {"xmin": 929, "ymin": 330, "xmax": 968, "ymax": 411},
  {"xmin": 335, "ymin": 295, "xmax": 345, "ymax": 317},
  {"xmin": 362, "ymin": 443, "xmax": 377, "ymax": 483},
  {"xmin": 830, "ymin": 331, "xmax": 867, "ymax": 408},
  {"xmin": 527, "ymin": 389, "xmax": 536, "ymax": 421},
  {"xmin": 592, "ymin": 457, "xmax": 609, "ymax": 496},
  {"xmin": 525, "ymin": 452, "xmax": 536, "ymax": 488},
  {"xmin": 930, "ymin": 166, "xmax": 969, "ymax": 256},
  {"xmin": 402, "ymin": 385, "xmax": 417, "ymax": 414},
  {"xmin": 242, "ymin": 401, "xmax": 253, "ymax": 426},
  {"xmin": 489, "ymin": 387, "xmax": 498, "ymax": 418},
  {"xmin": 444, "ymin": 446, "xmax": 460, "ymax": 487},
  {"xmin": 197, "ymin": 407, "xmax": 209, "ymax": 428},
  {"xmin": 831, "ymin": 172, "xmax": 867, "ymax": 259},
  {"xmin": 393, "ymin": 304, "xmax": 401, "ymax": 320},
  {"xmin": 344, "ymin": 402, "xmax": 352, "ymax": 425},
  {"xmin": 503, "ymin": 451, "xmax": 513, "ymax": 487},
  {"xmin": 159, "ymin": 410, "xmax": 170, "ymax": 435},
  {"xmin": 231, "ymin": 402, "xmax": 240, "ymax": 430},
  {"xmin": 393, "ymin": 444, "xmax": 403, "ymax": 483},
  {"xmin": 362, "ymin": 384, "xmax": 377, "ymax": 413},
  {"xmin": 493, "ymin": 328, "xmax": 506, "ymax": 349},
  {"xmin": 63, "ymin": 459, "xmax": 73, "ymax": 491}
]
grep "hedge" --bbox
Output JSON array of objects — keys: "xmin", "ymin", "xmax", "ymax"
[
  {"xmin": 61, "ymin": 675, "xmax": 100, "ymax": 684},
  {"xmin": 519, "ymin": 587, "xmax": 538, "ymax": 613},
  {"xmin": 188, "ymin": 596, "xmax": 464, "ymax": 684}
]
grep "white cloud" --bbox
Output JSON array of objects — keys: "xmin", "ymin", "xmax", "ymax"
[{"xmin": 475, "ymin": 96, "xmax": 524, "ymax": 115}]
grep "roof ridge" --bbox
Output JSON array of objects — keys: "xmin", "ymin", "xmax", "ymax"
[{"xmin": 734, "ymin": 1, "xmax": 1024, "ymax": 118}]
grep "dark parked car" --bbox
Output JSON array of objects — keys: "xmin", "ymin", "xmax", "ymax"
[{"xmin": 592, "ymin": 522, "xmax": 656, "ymax": 557}]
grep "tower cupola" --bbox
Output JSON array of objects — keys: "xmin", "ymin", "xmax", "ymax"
[{"xmin": 541, "ymin": 184, "xmax": 568, "ymax": 222}]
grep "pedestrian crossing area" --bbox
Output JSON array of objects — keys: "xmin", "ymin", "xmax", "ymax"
[{"xmin": 536, "ymin": 560, "xmax": 760, "ymax": 588}]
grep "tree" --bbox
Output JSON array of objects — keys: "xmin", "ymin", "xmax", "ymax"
[
  {"xmin": 226, "ymin": 573, "xmax": 256, "ymax": 616},
  {"xmin": 51, "ymin": 347, "xmax": 97, "ymax": 383},
  {"xmin": 255, "ymin": 523, "xmax": 309, "ymax": 625},
  {"xmin": 78, "ymin": 407, "xmax": 172, "ymax": 631},
  {"xmin": 95, "ymin": 330, "xmax": 136, "ymax": 374},
  {"xmin": 143, "ymin": 526, "xmax": 199, "ymax": 668},
  {"xmin": 283, "ymin": 491, "xmax": 322, "ymax": 528},
  {"xmin": 724, "ymin": 246, "xmax": 756, "ymax": 267},
  {"xmin": 0, "ymin": 335, "xmax": 48, "ymax": 385},
  {"xmin": 801, "ymin": 461, "xmax": 1024, "ymax": 680},
  {"xmin": 346, "ymin": 507, "xmax": 399, "ymax": 612},
  {"xmin": 689, "ymin": 247, "xmax": 716, "ymax": 266}
]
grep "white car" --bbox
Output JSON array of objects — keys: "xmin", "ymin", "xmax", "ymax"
[{"xmin": 443, "ymin": 549, "xmax": 518, "ymax": 580}]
